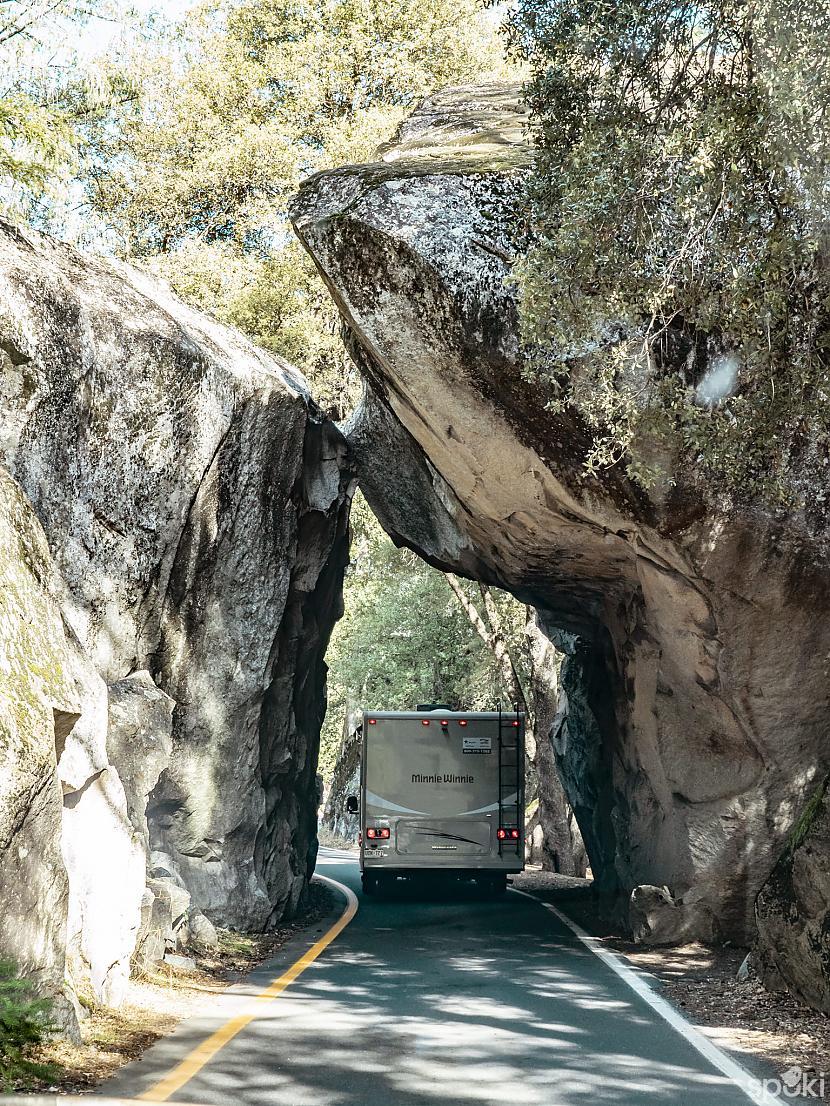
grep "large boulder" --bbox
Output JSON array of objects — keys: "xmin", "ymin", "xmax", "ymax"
[
  {"xmin": 292, "ymin": 82, "xmax": 830, "ymax": 942},
  {"xmin": 753, "ymin": 777, "xmax": 830, "ymax": 1011},
  {"xmin": 107, "ymin": 671, "xmax": 175, "ymax": 845},
  {"xmin": 0, "ymin": 218, "xmax": 352, "ymax": 934},
  {"xmin": 0, "ymin": 467, "xmax": 77, "ymax": 1024}
]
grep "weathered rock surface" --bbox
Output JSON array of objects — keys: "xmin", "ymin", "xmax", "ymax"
[
  {"xmin": 0, "ymin": 215, "xmax": 351, "ymax": 1003},
  {"xmin": 321, "ymin": 709, "xmax": 361, "ymax": 842},
  {"xmin": 52, "ymin": 623, "xmax": 146, "ymax": 1007},
  {"xmin": 107, "ymin": 672, "xmax": 175, "ymax": 846},
  {"xmin": 292, "ymin": 82, "xmax": 830, "ymax": 942},
  {"xmin": 753, "ymin": 777, "xmax": 830, "ymax": 1011},
  {"xmin": 0, "ymin": 467, "xmax": 77, "ymax": 1023},
  {"xmin": 188, "ymin": 910, "xmax": 219, "ymax": 953},
  {"xmin": 61, "ymin": 763, "xmax": 146, "ymax": 1006}
]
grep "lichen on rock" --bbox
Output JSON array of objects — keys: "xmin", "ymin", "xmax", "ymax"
[
  {"xmin": 0, "ymin": 214, "xmax": 352, "ymax": 1010},
  {"xmin": 0, "ymin": 466, "xmax": 78, "ymax": 1026}
]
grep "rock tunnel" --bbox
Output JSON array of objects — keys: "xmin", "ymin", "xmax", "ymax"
[{"xmin": 1, "ymin": 82, "xmax": 828, "ymax": 1029}]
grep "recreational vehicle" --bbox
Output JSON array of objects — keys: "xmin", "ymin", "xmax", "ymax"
[{"xmin": 347, "ymin": 706, "xmax": 525, "ymax": 894}]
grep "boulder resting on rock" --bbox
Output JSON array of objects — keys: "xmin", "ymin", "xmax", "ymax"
[{"xmin": 292, "ymin": 82, "xmax": 830, "ymax": 943}]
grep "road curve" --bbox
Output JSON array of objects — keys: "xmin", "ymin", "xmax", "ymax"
[{"xmin": 103, "ymin": 849, "xmax": 771, "ymax": 1105}]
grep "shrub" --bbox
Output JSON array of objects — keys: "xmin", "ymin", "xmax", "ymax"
[{"xmin": 0, "ymin": 960, "xmax": 58, "ymax": 1090}]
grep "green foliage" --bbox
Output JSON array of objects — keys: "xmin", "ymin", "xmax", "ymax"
[
  {"xmin": 319, "ymin": 493, "xmax": 530, "ymax": 779},
  {"xmin": 0, "ymin": 94, "xmax": 75, "ymax": 198},
  {"xmin": 0, "ymin": 961, "xmax": 57, "ymax": 1090},
  {"xmin": 0, "ymin": 2, "xmax": 104, "ymax": 209},
  {"xmin": 504, "ymin": 0, "xmax": 830, "ymax": 504},
  {"xmin": 82, "ymin": 0, "xmax": 509, "ymax": 414}
]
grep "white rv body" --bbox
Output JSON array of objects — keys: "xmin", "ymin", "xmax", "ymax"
[{"xmin": 358, "ymin": 708, "xmax": 525, "ymax": 893}]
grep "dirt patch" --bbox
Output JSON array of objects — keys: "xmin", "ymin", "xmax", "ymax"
[
  {"xmin": 25, "ymin": 880, "xmax": 333, "ymax": 1096},
  {"xmin": 513, "ymin": 868, "xmax": 830, "ymax": 1098}
]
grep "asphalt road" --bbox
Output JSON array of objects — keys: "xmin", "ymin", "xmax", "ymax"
[{"xmin": 104, "ymin": 850, "xmax": 770, "ymax": 1106}]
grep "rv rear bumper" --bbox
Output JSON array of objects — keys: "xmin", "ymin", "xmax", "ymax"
[{"xmin": 360, "ymin": 861, "xmax": 523, "ymax": 875}]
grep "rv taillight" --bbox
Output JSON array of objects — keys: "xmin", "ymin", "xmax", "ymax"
[
  {"xmin": 458, "ymin": 719, "xmax": 468, "ymax": 727},
  {"xmin": 497, "ymin": 827, "xmax": 520, "ymax": 841},
  {"xmin": 496, "ymin": 828, "xmax": 507, "ymax": 840},
  {"xmin": 421, "ymin": 719, "xmax": 430, "ymax": 726},
  {"xmin": 512, "ymin": 720, "xmax": 520, "ymax": 727},
  {"xmin": 379, "ymin": 827, "xmax": 390, "ymax": 839},
  {"xmin": 366, "ymin": 827, "xmax": 390, "ymax": 840},
  {"xmin": 510, "ymin": 828, "xmax": 520, "ymax": 840},
  {"xmin": 368, "ymin": 718, "xmax": 377, "ymax": 725}
]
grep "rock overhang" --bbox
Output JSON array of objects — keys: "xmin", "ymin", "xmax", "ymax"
[
  {"xmin": 291, "ymin": 85, "xmax": 654, "ymax": 636},
  {"xmin": 291, "ymin": 81, "xmax": 830, "ymax": 943}
]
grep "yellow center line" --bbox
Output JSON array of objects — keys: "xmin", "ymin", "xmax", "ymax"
[{"xmin": 137, "ymin": 872, "xmax": 359, "ymax": 1103}]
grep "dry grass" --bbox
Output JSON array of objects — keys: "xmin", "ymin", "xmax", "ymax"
[
  {"xmin": 27, "ymin": 882, "xmax": 333, "ymax": 1095},
  {"xmin": 316, "ymin": 827, "xmax": 357, "ymax": 850}
]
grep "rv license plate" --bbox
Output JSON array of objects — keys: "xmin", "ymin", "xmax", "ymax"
[
  {"xmin": 364, "ymin": 848, "xmax": 384, "ymax": 857},
  {"xmin": 463, "ymin": 736, "xmax": 492, "ymax": 753}
]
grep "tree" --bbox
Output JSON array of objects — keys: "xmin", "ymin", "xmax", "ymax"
[
  {"xmin": 504, "ymin": 0, "xmax": 830, "ymax": 504},
  {"xmin": 0, "ymin": 960, "xmax": 56, "ymax": 1089},
  {"xmin": 444, "ymin": 574, "xmax": 584, "ymax": 874},
  {"xmin": 81, "ymin": 0, "xmax": 509, "ymax": 415},
  {"xmin": 0, "ymin": 2, "xmax": 105, "ymax": 209}
]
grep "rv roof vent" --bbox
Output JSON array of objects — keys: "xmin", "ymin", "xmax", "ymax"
[{"xmin": 416, "ymin": 703, "xmax": 452, "ymax": 712}]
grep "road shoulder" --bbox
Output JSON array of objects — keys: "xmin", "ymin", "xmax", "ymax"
[
  {"xmin": 29, "ymin": 879, "xmax": 339, "ymax": 1098},
  {"xmin": 512, "ymin": 868, "xmax": 829, "ymax": 1100}
]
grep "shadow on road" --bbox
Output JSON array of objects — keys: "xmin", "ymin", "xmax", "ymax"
[{"xmin": 161, "ymin": 854, "xmax": 754, "ymax": 1105}]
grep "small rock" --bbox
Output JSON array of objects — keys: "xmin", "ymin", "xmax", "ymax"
[
  {"xmin": 737, "ymin": 953, "xmax": 754, "ymax": 982},
  {"xmin": 189, "ymin": 910, "xmax": 219, "ymax": 952},
  {"xmin": 164, "ymin": 953, "xmax": 197, "ymax": 971}
]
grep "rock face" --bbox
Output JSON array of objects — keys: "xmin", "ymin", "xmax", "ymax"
[
  {"xmin": 54, "ymin": 628, "xmax": 147, "ymax": 1008},
  {"xmin": 321, "ymin": 710, "xmax": 361, "ymax": 842},
  {"xmin": 753, "ymin": 777, "xmax": 830, "ymax": 1011},
  {"xmin": 107, "ymin": 672, "xmax": 175, "ymax": 847},
  {"xmin": 0, "ymin": 217, "xmax": 351, "ymax": 1004},
  {"xmin": 292, "ymin": 82, "xmax": 830, "ymax": 943},
  {"xmin": 0, "ymin": 468, "xmax": 77, "ymax": 1022}
]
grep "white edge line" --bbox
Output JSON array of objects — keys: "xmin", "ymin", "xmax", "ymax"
[{"xmin": 509, "ymin": 886, "xmax": 783, "ymax": 1106}]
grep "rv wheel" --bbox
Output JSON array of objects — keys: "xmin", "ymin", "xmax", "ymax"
[{"xmin": 362, "ymin": 872, "xmax": 378, "ymax": 895}]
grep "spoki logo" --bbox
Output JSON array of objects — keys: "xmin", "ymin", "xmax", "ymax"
[{"xmin": 760, "ymin": 1066, "xmax": 826, "ymax": 1099}]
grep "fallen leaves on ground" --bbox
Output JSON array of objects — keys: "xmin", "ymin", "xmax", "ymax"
[{"xmin": 27, "ymin": 881, "xmax": 333, "ymax": 1095}]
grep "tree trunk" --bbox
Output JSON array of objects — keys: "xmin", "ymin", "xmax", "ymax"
[{"xmin": 444, "ymin": 574, "xmax": 585, "ymax": 875}]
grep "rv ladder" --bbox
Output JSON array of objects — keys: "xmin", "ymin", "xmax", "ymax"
[{"xmin": 497, "ymin": 705, "xmax": 523, "ymax": 855}]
